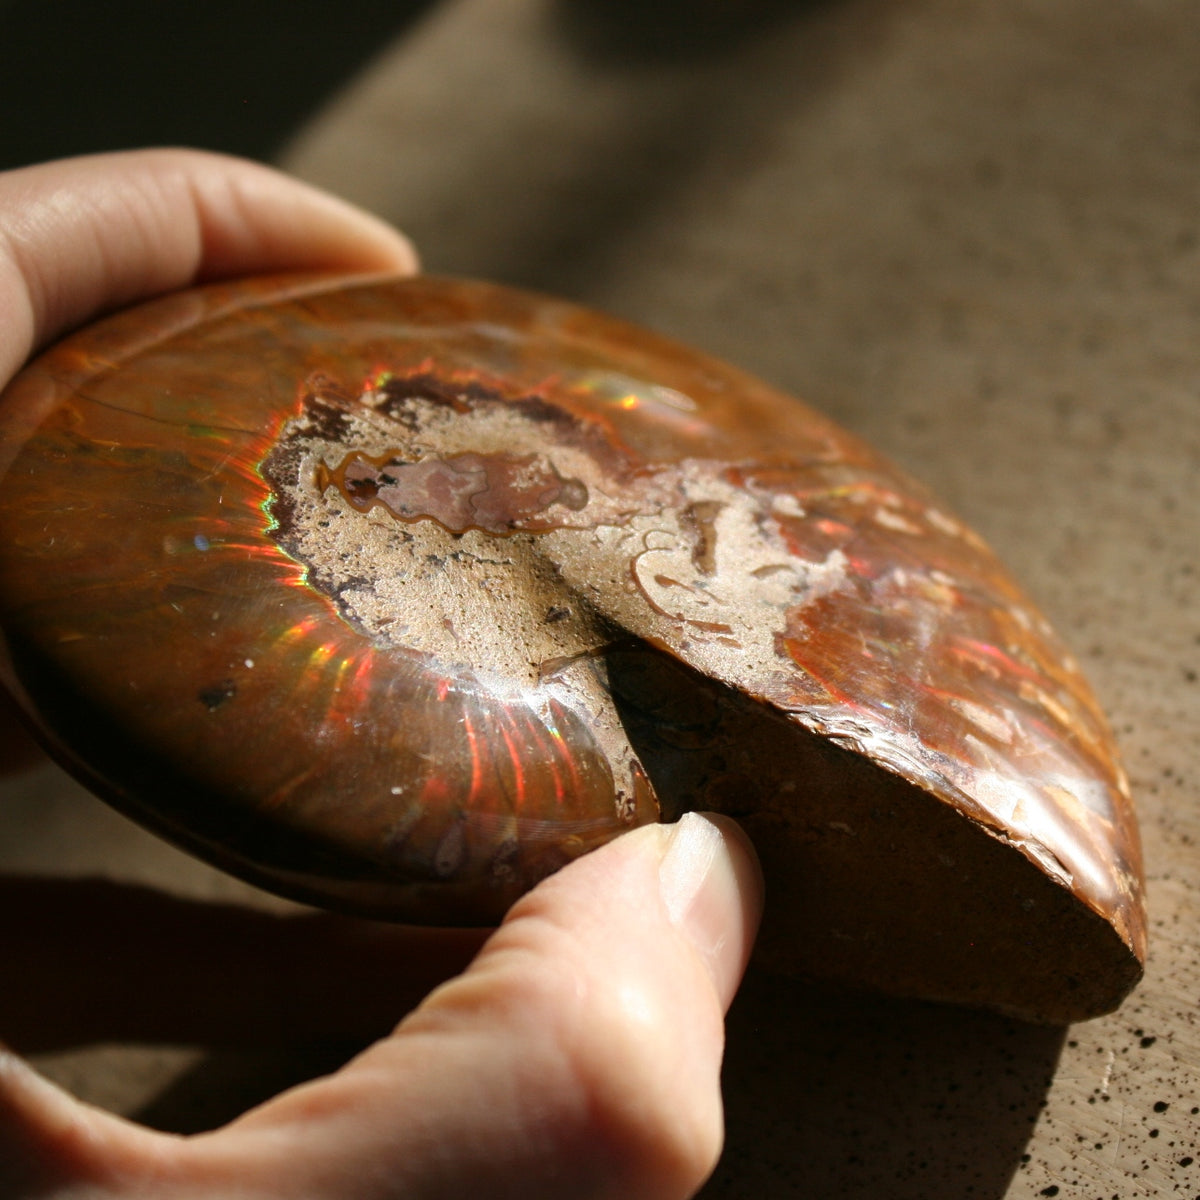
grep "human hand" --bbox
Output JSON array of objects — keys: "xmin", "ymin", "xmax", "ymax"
[{"xmin": 0, "ymin": 150, "xmax": 765, "ymax": 1200}]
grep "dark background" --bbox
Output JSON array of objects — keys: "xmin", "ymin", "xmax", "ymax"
[
  {"xmin": 0, "ymin": 0, "xmax": 791, "ymax": 170},
  {"xmin": 0, "ymin": 0, "xmax": 432, "ymax": 169},
  {"xmin": 0, "ymin": 0, "xmax": 816, "ymax": 172}
]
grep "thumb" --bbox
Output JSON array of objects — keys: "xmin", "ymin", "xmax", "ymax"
[{"xmin": 203, "ymin": 814, "xmax": 760, "ymax": 1200}]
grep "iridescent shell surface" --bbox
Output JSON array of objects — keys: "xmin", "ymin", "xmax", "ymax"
[{"xmin": 0, "ymin": 275, "xmax": 1145, "ymax": 1021}]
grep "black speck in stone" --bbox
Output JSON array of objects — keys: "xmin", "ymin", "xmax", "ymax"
[
  {"xmin": 1040, "ymin": 1187, "xmax": 1059, "ymax": 1197},
  {"xmin": 1140, "ymin": 1035, "xmax": 1157, "ymax": 1048},
  {"xmin": 1154, "ymin": 1100, "xmax": 1169, "ymax": 1112},
  {"xmin": 199, "ymin": 680, "xmax": 237, "ymax": 711},
  {"xmin": 1149, "ymin": 1129, "xmax": 1160, "ymax": 1138}
]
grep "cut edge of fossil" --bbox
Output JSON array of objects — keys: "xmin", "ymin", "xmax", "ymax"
[{"xmin": 603, "ymin": 642, "xmax": 1143, "ymax": 1025}]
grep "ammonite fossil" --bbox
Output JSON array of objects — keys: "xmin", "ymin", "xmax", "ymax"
[{"xmin": 0, "ymin": 274, "xmax": 1145, "ymax": 1023}]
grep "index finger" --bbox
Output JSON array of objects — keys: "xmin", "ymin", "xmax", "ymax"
[{"xmin": 0, "ymin": 147, "xmax": 418, "ymax": 386}]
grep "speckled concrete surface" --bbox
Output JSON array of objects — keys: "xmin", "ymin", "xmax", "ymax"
[{"xmin": 2, "ymin": 1, "xmax": 1197, "ymax": 1196}]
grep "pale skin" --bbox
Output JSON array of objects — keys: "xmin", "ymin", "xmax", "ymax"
[{"xmin": 0, "ymin": 150, "xmax": 764, "ymax": 1200}]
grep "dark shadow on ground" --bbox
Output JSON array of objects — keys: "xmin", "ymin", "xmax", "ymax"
[
  {"xmin": 702, "ymin": 967, "xmax": 1066, "ymax": 1200},
  {"xmin": 0, "ymin": 875, "xmax": 485, "ymax": 1052}
]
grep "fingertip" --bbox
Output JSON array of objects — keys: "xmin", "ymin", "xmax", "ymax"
[
  {"xmin": 177, "ymin": 149, "xmax": 421, "ymax": 278},
  {"xmin": 657, "ymin": 812, "xmax": 765, "ymax": 1011}
]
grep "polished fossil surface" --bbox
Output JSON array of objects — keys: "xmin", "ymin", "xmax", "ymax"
[{"xmin": 0, "ymin": 274, "xmax": 1146, "ymax": 1021}]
